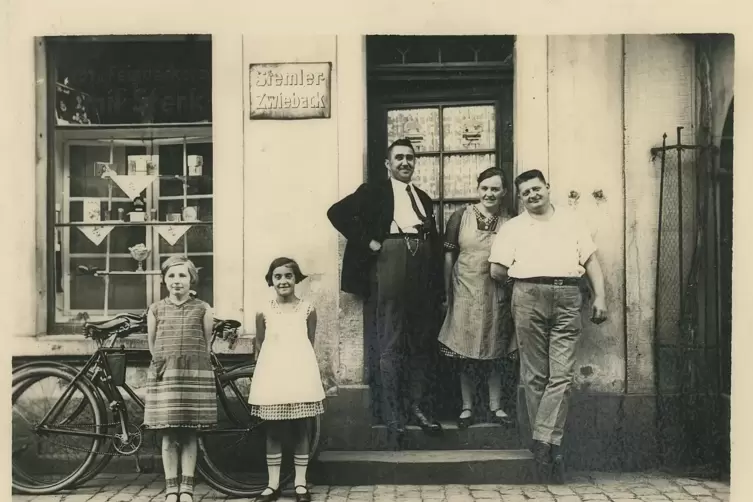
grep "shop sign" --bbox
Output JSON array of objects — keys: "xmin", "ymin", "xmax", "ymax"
[{"xmin": 249, "ymin": 62, "xmax": 331, "ymax": 120}]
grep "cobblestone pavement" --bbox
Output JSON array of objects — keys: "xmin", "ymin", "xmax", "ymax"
[{"xmin": 12, "ymin": 472, "xmax": 732, "ymax": 502}]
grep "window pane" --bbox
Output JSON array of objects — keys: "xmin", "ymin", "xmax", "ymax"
[
  {"xmin": 412, "ymin": 155, "xmax": 440, "ymax": 199},
  {"xmin": 158, "ymin": 143, "xmax": 214, "ymax": 196},
  {"xmin": 442, "ymin": 105, "xmax": 496, "ymax": 151},
  {"xmin": 443, "ymin": 202, "xmax": 468, "ymax": 228},
  {"xmin": 443, "ymin": 153, "xmax": 496, "ymax": 199},
  {"xmin": 54, "ymin": 37, "xmax": 212, "ymax": 125},
  {"xmin": 69, "ymin": 258, "xmax": 149, "ymax": 311},
  {"xmin": 387, "ymin": 108, "xmax": 440, "ymax": 152}
]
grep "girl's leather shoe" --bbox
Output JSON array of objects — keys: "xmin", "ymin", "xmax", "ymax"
[
  {"xmin": 457, "ymin": 409, "xmax": 474, "ymax": 429},
  {"xmin": 254, "ymin": 487, "xmax": 281, "ymax": 502},
  {"xmin": 295, "ymin": 485, "xmax": 312, "ymax": 502}
]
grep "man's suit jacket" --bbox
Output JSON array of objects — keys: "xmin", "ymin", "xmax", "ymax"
[{"xmin": 327, "ymin": 178, "xmax": 442, "ymax": 298}]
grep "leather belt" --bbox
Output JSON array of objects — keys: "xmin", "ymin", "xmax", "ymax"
[{"xmin": 517, "ymin": 276, "xmax": 581, "ymax": 287}]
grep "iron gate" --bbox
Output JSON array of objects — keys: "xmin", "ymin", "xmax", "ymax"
[{"xmin": 651, "ymin": 126, "xmax": 726, "ymax": 473}]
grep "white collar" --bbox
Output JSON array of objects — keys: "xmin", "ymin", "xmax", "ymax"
[
  {"xmin": 522, "ymin": 203, "xmax": 558, "ymax": 223},
  {"xmin": 390, "ymin": 177, "xmax": 413, "ymax": 190}
]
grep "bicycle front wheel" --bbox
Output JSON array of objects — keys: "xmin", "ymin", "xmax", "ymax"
[
  {"xmin": 12, "ymin": 366, "xmax": 104, "ymax": 494},
  {"xmin": 197, "ymin": 365, "xmax": 322, "ymax": 498}
]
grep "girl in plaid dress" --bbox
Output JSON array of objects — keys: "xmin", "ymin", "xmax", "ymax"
[
  {"xmin": 144, "ymin": 256, "xmax": 217, "ymax": 502},
  {"xmin": 249, "ymin": 257, "xmax": 325, "ymax": 502}
]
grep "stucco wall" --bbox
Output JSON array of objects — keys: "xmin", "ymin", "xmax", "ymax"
[
  {"xmin": 623, "ymin": 35, "xmax": 696, "ymax": 394},
  {"xmin": 546, "ymin": 35, "xmax": 627, "ymax": 393},
  {"xmin": 242, "ymin": 36, "xmax": 342, "ymax": 392}
]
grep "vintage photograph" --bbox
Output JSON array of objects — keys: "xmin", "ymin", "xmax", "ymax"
[{"xmin": 10, "ymin": 33, "xmax": 734, "ymax": 502}]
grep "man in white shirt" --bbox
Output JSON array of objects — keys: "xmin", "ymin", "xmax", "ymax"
[
  {"xmin": 327, "ymin": 139, "xmax": 443, "ymax": 445},
  {"xmin": 488, "ymin": 169, "xmax": 607, "ymax": 483}
]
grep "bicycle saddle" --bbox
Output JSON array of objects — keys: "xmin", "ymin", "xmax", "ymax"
[
  {"xmin": 84, "ymin": 312, "xmax": 147, "ymax": 340},
  {"xmin": 212, "ymin": 318, "xmax": 242, "ymax": 343}
]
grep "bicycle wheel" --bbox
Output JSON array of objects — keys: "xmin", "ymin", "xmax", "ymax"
[
  {"xmin": 13, "ymin": 363, "xmax": 115, "ymax": 487},
  {"xmin": 197, "ymin": 365, "xmax": 322, "ymax": 498},
  {"xmin": 12, "ymin": 366, "xmax": 104, "ymax": 494}
]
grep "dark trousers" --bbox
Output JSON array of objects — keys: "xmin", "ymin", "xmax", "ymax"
[
  {"xmin": 371, "ymin": 237, "xmax": 434, "ymax": 425},
  {"xmin": 511, "ymin": 281, "xmax": 583, "ymax": 446}
]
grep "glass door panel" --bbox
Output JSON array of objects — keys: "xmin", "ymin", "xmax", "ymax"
[
  {"xmin": 387, "ymin": 108, "xmax": 440, "ymax": 152},
  {"xmin": 442, "ymin": 105, "xmax": 496, "ymax": 151}
]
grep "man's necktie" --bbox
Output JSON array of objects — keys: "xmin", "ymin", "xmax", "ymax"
[{"xmin": 406, "ymin": 185, "xmax": 427, "ymax": 222}]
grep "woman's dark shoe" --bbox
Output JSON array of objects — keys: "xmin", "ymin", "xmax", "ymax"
[
  {"xmin": 295, "ymin": 485, "xmax": 312, "ymax": 502},
  {"xmin": 490, "ymin": 408, "xmax": 514, "ymax": 427},
  {"xmin": 457, "ymin": 408, "xmax": 474, "ymax": 429},
  {"xmin": 254, "ymin": 487, "xmax": 281, "ymax": 502}
]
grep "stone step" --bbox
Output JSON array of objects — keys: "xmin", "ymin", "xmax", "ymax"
[
  {"xmin": 322, "ymin": 420, "xmax": 522, "ymax": 451},
  {"xmin": 312, "ymin": 449, "xmax": 536, "ymax": 485}
]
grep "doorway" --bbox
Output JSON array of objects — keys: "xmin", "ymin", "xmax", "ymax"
[{"xmin": 365, "ymin": 35, "xmax": 517, "ymax": 423}]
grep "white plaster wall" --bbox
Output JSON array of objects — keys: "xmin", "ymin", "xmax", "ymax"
[
  {"xmin": 623, "ymin": 35, "xmax": 696, "ymax": 394},
  {"xmin": 514, "ymin": 36, "xmax": 549, "ymax": 179},
  {"xmin": 242, "ymin": 36, "xmax": 341, "ymax": 391},
  {"xmin": 547, "ymin": 35, "xmax": 626, "ymax": 392}
]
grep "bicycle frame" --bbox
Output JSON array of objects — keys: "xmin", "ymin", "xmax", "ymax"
[{"xmin": 30, "ymin": 327, "xmax": 260, "ymax": 447}]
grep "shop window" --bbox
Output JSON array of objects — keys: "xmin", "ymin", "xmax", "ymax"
[{"xmin": 46, "ymin": 36, "xmax": 213, "ymax": 332}]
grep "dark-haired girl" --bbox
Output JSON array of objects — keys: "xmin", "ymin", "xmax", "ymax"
[
  {"xmin": 437, "ymin": 168, "xmax": 517, "ymax": 429},
  {"xmin": 248, "ymin": 257, "xmax": 325, "ymax": 502}
]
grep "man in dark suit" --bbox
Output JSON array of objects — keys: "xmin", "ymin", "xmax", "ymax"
[{"xmin": 327, "ymin": 138, "xmax": 443, "ymax": 440}]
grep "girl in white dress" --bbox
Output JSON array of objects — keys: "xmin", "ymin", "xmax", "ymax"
[{"xmin": 248, "ymin": 257, "xmax": 325, "ymax": 502}]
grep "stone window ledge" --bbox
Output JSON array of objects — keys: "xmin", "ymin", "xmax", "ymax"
[{"xmin": 12, "ymin": 333, "xmax": 255, "ymax": 357}]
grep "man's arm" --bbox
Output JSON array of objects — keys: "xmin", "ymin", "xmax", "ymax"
[
  {"xmin": 584, "ymin": 254, "xmax": 607, "ymax": 324},
  {"xmin": 327, "ymin": 184, "xmax": 372, "ymax": 245},
  {"xmin": 490, "ymin": 263, "xmax": 509, "ymax": 282}
]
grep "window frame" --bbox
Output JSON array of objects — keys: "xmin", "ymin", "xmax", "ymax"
[{"xmin": 49, "ymin": 125, "xmax": 214, "ymax": 332}]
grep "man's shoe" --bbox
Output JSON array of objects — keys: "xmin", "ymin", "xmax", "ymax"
[
  {"xmin": 550, "ymin": 445, "xmax": 566, "ymax": 484},
  {"xmin": 531, "ymin": 440, "xmax": 552, "ymax": 484},
  {"xmin": 409, "ymin": 404, "xmax": 443, "ymax": 435}
]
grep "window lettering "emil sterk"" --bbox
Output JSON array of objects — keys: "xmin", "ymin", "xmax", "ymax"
[{"xmin": 253, "ymin": 68, "xmax": 328, "ymax": 110}]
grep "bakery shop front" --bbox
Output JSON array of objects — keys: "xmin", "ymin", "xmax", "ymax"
[{"xmin": 12, "ymin": 34, "xmax": 734, "ymax": 482}]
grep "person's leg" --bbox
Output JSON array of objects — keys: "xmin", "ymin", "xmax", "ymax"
[
  {"xmin": 512, "ymin": 282, "xmax": 551, "ymax": 438},
  {"xmin": 161, "ymin": 430, "xmax": 180, "ymax": 501},
  {"xmin": 374, "ymin": 239, "xmax": 408, "ymax": 430},
  {"xmin": 405, "ymin": 241, "xmax": 441, "ymax": 433},
  {"xmin": 459, "ymin": 365, "xmax": 474, "ymax": 418},
  {"xmin": 258, "ymin": 421, "xmax": 283, "ymax": 497},
  {"xmin": 533, "ymin": 285, "xmax": 582, "ymax": 445},
  {"xmin": 292, "ymin": 418, "xmax": 312, "ymax": 496},
  {"xmin": 178, "ymin": 429, "xmax": 198, "ymax": 502}
]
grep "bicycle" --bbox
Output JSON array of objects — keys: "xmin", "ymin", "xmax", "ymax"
[{"xmin": 12, "ymin": 311, "xmax": 321, "ymax": 497}]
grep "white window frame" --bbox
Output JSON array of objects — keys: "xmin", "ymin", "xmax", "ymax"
[{"xmin": 53, "ymin": 125, "xmax": 213, "ymax": 324}]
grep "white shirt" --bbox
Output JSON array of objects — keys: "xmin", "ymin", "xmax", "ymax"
[
  {"xmin": 389, "ymin": 177, "xmax": 426, "ymax": 234},
  {"xmin": 488, "ymin": 205, "xmax": 597, "ymax": 278}
]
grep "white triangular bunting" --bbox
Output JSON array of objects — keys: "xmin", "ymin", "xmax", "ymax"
[
  {"xmin": 78, "ymin": 225, "xmax": 115, "ymax": 246},
  {"xmin": 155, "ymin": 225, "xmax": 192, "ymax": 246},
  {"xmin": 109, "ymin": 174, "xmax": 157, "ymax": 201}
]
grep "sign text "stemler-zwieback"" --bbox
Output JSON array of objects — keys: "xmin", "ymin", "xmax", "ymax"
[{"xmin": 249, "ymin": 62, "xmax": 332, "ymax": 120}]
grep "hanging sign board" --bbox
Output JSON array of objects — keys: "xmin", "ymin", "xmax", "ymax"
[{"xmin": 249, "ymin": 62, "xmax": 331, "ymax": 120}]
